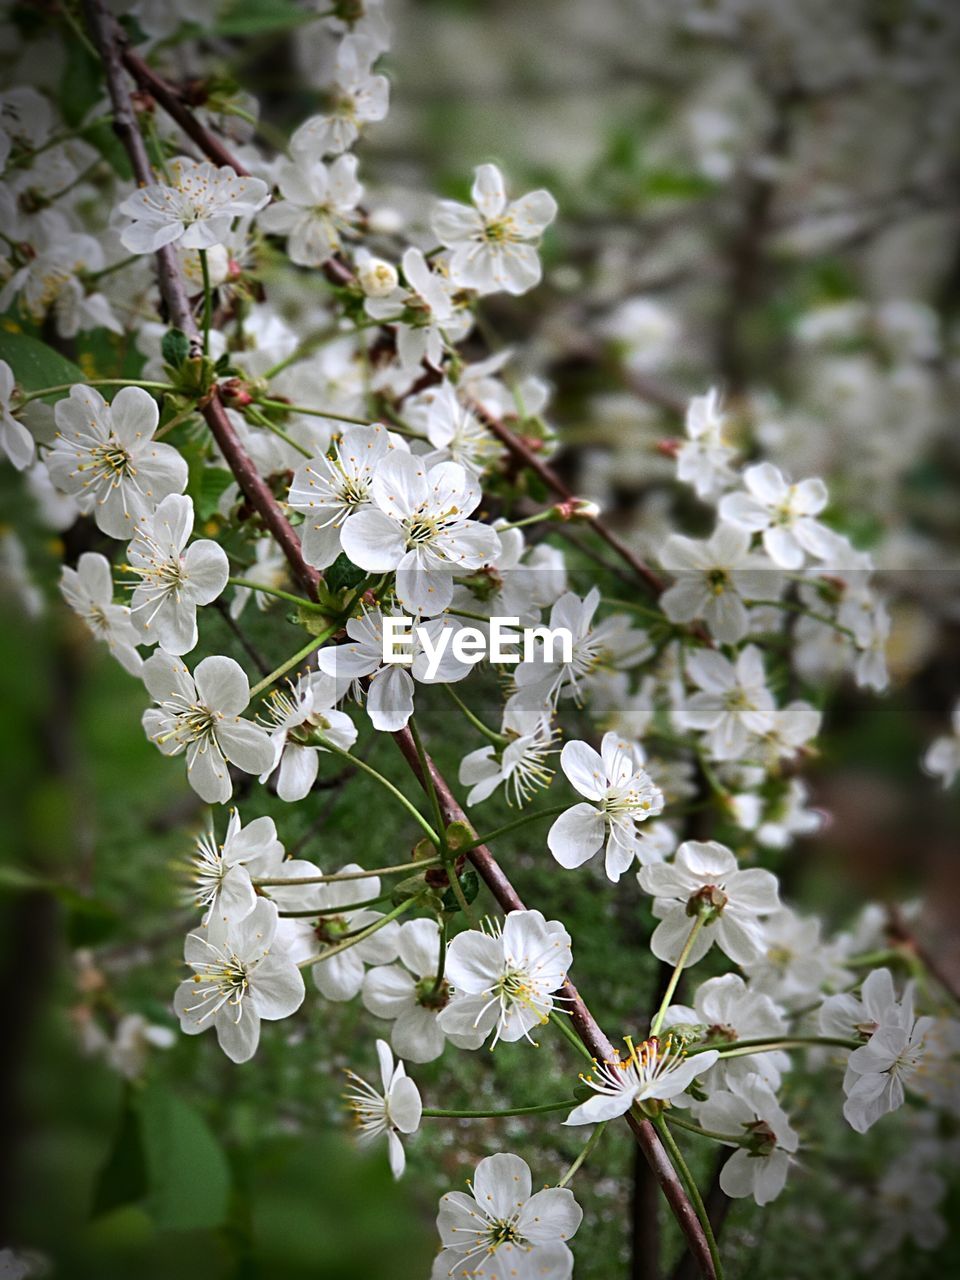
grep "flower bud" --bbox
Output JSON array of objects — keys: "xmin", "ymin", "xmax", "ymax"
[
  {"xmin": 358, "ymin": 256, "xmax": 399, "ymax": 298},
  {"xmin": 553, "ymin": 497, "xmax": 601, "ymax": 522}
]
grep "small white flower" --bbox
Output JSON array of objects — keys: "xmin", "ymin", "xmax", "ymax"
[
  {"xmin": 105, "ymin": 1013, "xmax": 175, "ymax": 1081},
  {"xmin": 431, "ymin": 163, "xmax": 557, "ymax": 296},
  {"xmin": 356, "ymin": 251, "xmax": 399, "ymax": 298},
  {"xmin": 340, "ymin": 451, "xmax": 499, "ymax": 615},
  {"xmin": 124, "ymin": 493, "xmax": 228, "ymax": 655},
  {"xmin": 459, "ymin": 700, "xmax": 558, "ymax": 808},
  {"xmin": 343, "ymin": 1039, "xmax": 422, "ymax": 1178},
  {"xmin": 513, "ymin": 587, "xmax": 651, "ymax": 709},
  {"xmin": 188, "ymin": 808, "xmax": 287, "ymax": 930},
  {"xmin": 675, "ymin": 387, "xmax": 737, "ymax": 499},
  {"xmin": 564, "ymin": 1034, "xmax": 719, "ymax": 1125},
  {"xmin": 173, "ymin": 898, "xmax": 304, "ymax": 1064},
  {"xmin": 291, "ymin": 35, "xmax": 389, "ymax": 157},
  {"xmin": 229, "ymin": 538, "xmax": 290, "ymax": 619},
  {"xmin": 0, "ymin": 358, "xmax": 35, "ymax": 470},
  {"xmin": 923, "ymin": 700, "xmax": 960, "ymax": 789},
  {"xmin": 638, "ymin": 839, "xmax": 781, "ymax": 966},
  {"xmin": 437, "ymin": 910, "xmax": 572, "ymax": 1048},
  {"xmin": 60, "ymin": 551, "xmax": 143, "ymax": 676},
  {"xmin": 677, "ymin": 645, "xmax": 776, "ymax": 761},
  {"xmin": 363, "ymin": 918, "xmax": 487, "ymax": 1063},
  {"xmin": 819, "ymin": 968, "xmax": 906, "ymax": 1044},
  {"xmin": 659, "ymin": 522, "xmax": 781, "ymax": 644},
  {"xmin": 432, "ymin": 1152, "xmax": 582, "ymax": 1280},
  {"xmin": 259, "ymin": 671, "xmax": 358, "ymax": 801},
  {"xmin": 141, "ymin": 651, "xmax": 275, "ymax": 804},
  {"xmin": 548, "ymin": 732, "xmax": 665, "ymax": 881},
  {"xmin": 287, "ymin": 424, "xmax": 398, "ymax": 570},
  {"xmin": 47, "ymin": 385, "xmax": 188, "ymax": 539},
  {"xmin": 697, "ymin": 1074, "xmax": 799, "ymax": 1206},
  {"xmin": 406, "ymin": 379, "xmax": 502, "ymax": 477},
  {"xmin": 743, "ymin": 906, "xmax": 851, "ymax": 1008},
  {"xmin": 117, "ymin": 156, "xmax": 270, "ymax": 254},
  {"xmin": 258, "ymin": 153, "xmax": 362, "ymax": 266},
  {"xmin": 664, "ymin": 973, "xmax": 788, "ymax": 1091},
  {"xmin": 365, "ymin": 249, "xmax": 471, "ymax": 370},
  {"xmin": 842, "ymin": 991, "xmax": 933, "ymax": 1133},
  {"xmin": 719, "ymin": 462, "xmax": 834, "ymax": 570}
]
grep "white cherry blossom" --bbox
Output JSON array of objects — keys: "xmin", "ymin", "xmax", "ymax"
[
  {"xmin": 659, "ymin": 522, "xmax": 781, "ymax": 644},
  {"xmin": 291, "ymin": 35, "xmax": 389, "ymax": 157},
  {"xmin": 842, "ymin": 989, "xmax": 933, "ymax": 1133},
  {"xmin": 677, "ymin": 645, "xmax": 776, "ymax": 761},
  {"xmin": 432, "ymin": 1152, "xmax": 582, "ymax": 1280},
  {"xmin": 459, "ymin": 700, "xmax": 558, "ymax": 807},
  {"xmin": 365, "ymin": 249, "xmax": 471, "ymax": 370},
  {"xmin": 564, "ymin": 1034, "xmax": 719, "ymax": 1125},
  {"xmin": 431, "ymin": 163, "xmax": 557, "ymax": 296},
  {"xmin": 638, "ymin": 839, "xmax": 781, "ymax": 966},
  {"xmin": 340, "ymin": 451, "xmax": 499, "ymax": 614},
  {"xmin": 676, "ymin": 387, "xmax": 737, "ymax": 499},
  {"xmin": 173, "ymin": 898, "xmax": 304, "ymax": 1064},
  {"xmin": 259, "ymin": 671, "xmax": 358, "ymax": 801},
  {"xmin": 141, "ymin": 651, "xmax": 275, "ymax": 803},
  {"xmin": 923, "ymin": 700, "xmax": 960, "ymax": 789},
  {"xmin": 548, "ymin": 732, "xmax": 665, "ymax": 881},
  {"xmin": 0, "ymin": 359, "xmax": 35, "ymax": 470},
  {"xmin": 719, "ymin": 462, "xmax": 834, "ymax": 570},
  {"xmin": 258, "ymin": 154, "xmax": 362, "ymax": 266},
  {"xmin": 664, "ymin": 973, "xmax": 788, "ymax": 1090},
  {"xmin": 59, "ymin": 551, "xmax": 142, "ymax": 676},
  {"xmin": 47, "ymin": 385, "xmax": 188, "ymax": 539},
  {"xmin": 343, "ymin": 1039, "xmax": 422, "ymax": 1178},
  {"xmin": 437, "ymin": 910, "xmax": 571, "ymax": 1048},
  {"xmin": 697, "ymin": 1074, "xmax": 799, "ymax": 1206},
  {"xmin": 188, "ymin": 808, "xmax": 286, "ymax": 931},
  {"xmin": 125, "ymin": 493, "xmax": 229, "ymax": 654},
  {"xmin": 117, "ymin": 156, "xmax": 270, "ymax": 253},
  {"xmin": 287, "ymin": 424, "xmax": 399, "ymax": 570}
]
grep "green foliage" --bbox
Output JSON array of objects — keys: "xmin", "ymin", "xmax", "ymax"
[{"xmin": 0, "ymin": 329, "xmax": 85, "ymax": 392}]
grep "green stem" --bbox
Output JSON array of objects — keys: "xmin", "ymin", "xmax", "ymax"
[
  {"xmin": 297, "ymin": 896, "xmax": 419, "ymax": 968},
  {"xmin": 649, "ymin": 914, "xmax": 707, "ymax": 1037},
  {"xmin": 690, "ymin": 1035, "xmax": 859, "ymax": 1059},
  {"xmin": 199, "ymin": 248, "xmax": 212, "ymax": 355},
  {"xmin": 253, "ymin": 858, "xmax": 442, "ymax": 887},
  {"xmin": 422, "ymin": 1098, "xmax": 579, "ymax": 1120},
  {"xmin": 549, "ymin": 1011, "xmax": 594, "ymax": 1065},
  {"xmin": 749, "ymin": 598, "xmax": 857, "ymax": 642},
  {"xmin": 253, "ymin": 397, "xmax": 375, "ymax": 426},
  {"xmin": 600, "ymin": 596, "xmax": 668, "ymax": 623},
  {"xmin": 558, "ymin": 1121, "xmax": 608, "ymax": 1188},
  {"xmin": 227, "ymin": 577, "xmax": 323, "ymax": 611},
  {"xmin": 18, "ymin": 378, "xmax": 175, "ymax": 403},
  {"xmin": 442, "ymin": 684, "xmax": 508, "ymax": 745},
  {"xmin": 431, "ymin": 914, "xmax": 448, "ymax": 996},
  {"xmin": 664, "ymin": 1111, "xmax": 749, "ymax": 1147},
  {"xmin": 314, "ymin": 735, "xmax": 440, "ymax": 846},
  {"xmin": 249, "ymin": 630, "xmax": 335, "ymax": 700},
  {"xmin": 464, "ymin": 805, "xmax": 573, "ymax": 851},
  {"xmin": 277, "ymin": 891, "xmax": 391, "ymax": 917},
  {"xmin": 84, "ymin": 254, "xmax": 142, "ymax": 283},
  {"xmin": 245, "ymin": 405, "xmax": 313, "ymax": 458},
  {"xmin": 652, "ymin": 1113, "xmax": 725, "ymax": 1280}
]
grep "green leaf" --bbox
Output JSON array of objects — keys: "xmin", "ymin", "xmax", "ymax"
[
  {"xmin": 161, "ymin": 328, "xmax": 190, "ymax": 370},
  {"xmin": 195, "ymin": 467, "xmax": 234, "ymax": 521},
  {"xmin": 441, "ymin": 868, "xmax": 480, "ymax": 913},
  {"xmin": 0, "ymin": 328, "xmax": 85, "ymax": 394},
  {"xmin": 61, "ymin": 41, "xmax": 101, "ymax": 128},
  {"xmin": 92, "ymin": 1089, "xmax": 149, "ymax": 1220},
  {"xmin": 324, "ymin": 552, "xmax": 368, "ymax": 594},
  {"xmin": 138, "ymin": 1085, "xmax": 231, "ymax": 1231},
  {"xmin": 215, "ymin": 0, "xmax": 316, "ymax": 35}
]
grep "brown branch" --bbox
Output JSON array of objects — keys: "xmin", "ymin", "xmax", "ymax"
[
  {"xmin": 121, "ymin": 45, "xmax": 251, "ymax": 174},
  {"xmin": 472, "ymin": 401, "xmax": 666, "ymax": 595},
  {"xmin": 392, "ymin": 725, "xmax": 717, "ymax": 1279},
  {"xmin": 86, "ymin": 9, "xmax": 714, "ymax": 1273}
]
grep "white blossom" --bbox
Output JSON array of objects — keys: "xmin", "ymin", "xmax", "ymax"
[
  {"xmin": 291, "ymin": 35, "xmax": 389, "ymax": 157},
  {"xmin": 117, "ymin": 156, "xmax": 270, "ymax": 253},
  {"xmin": 548, "ymin": 732, "xmax": 665, "ymax": 881},
  {"xmin": 659, "ymin": 523, "xmax": 781, "ymax": 644},
  {"xmin": 432, "ymin": 1152, "xmax": 582, "ymax": 1280},
  {"xmin": 173, "ymin": 898, "xmax": 304, "ymax": 1064},
  {"xmin": 60, "ymin": 551, "xmax": 142, "ymax": 676},
  {"xmin": 923, "ymin": 700, "xmax": 960, "ymax": 789},
  {"xmin": 719, "ymin": 462, "xmax": 834, "ymax": 570},
  {"xmin": 677, "ymin": 645, "xmax": 776, "ymax": 760},
  {"xmin": 258, "ymin": 154, "xmax": 362, "ymax": 266},
  {"xmin": 47, "ymin": 385, "xmax": 188, "ymax": 539},
  {"xmin": 564, "ymin": 1034, "xmax": 719, "ymax": 1125},
  {"xmin": 0, "ymin": 358, "xmax": 35, "ymax": 470},
  {"xmin": 141, "ymin": 651, "xmax": 275, "ymax": 803},
  {"xmin": 343, "ymin": 1039, "xmax": 422, "ymax": 1178},
  {"xmin": 697, "ymin": 1074, "xmax": 799, "ymax": 1205},
  {"xmin": 431, "ymin": 163, "xmax": 557, "ymax": 296}
]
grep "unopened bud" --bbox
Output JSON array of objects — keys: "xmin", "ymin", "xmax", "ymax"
[
  {"xmin": 358, "ymin": 255, "xmax": 399, "ymax": 298},
  {"xmin": 553, "ymin": 497, "xmax": 601, "ymax": 522},
  {"xmin": 220, "ymin": 378, "xmax": 253, "ymax": 407},
  {"xmin": 656, "ymin": 438, "xmax": 680, "ymax": 458}
]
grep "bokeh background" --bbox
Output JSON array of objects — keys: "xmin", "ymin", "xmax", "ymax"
[{"xmin": 2, "ymin": 1, "xmax": 960, "ymax": 1278}]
